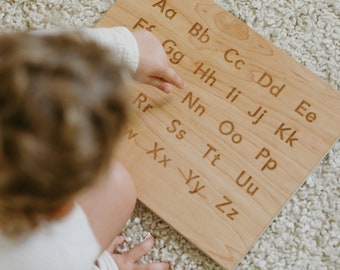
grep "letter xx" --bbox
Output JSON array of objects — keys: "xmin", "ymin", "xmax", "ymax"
[{"xmin": 146, "ymin": 142, "xmax": 171, "ymax": 168}]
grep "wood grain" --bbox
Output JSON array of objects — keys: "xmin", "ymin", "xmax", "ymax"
[{"xmin": 97, "ymin": 0, "xmax": 340, "ymax": 269}]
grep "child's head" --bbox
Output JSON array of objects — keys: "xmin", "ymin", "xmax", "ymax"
[{"xmin": 0, "ymin": 32, "xmax": 129, "ymax": 236}]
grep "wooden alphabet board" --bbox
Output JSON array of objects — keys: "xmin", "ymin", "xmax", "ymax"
[{"xmin": 96, "ymin": 0, "xmax": 340, "ymax": 269}]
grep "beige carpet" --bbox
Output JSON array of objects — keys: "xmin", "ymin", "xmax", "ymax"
[{"xmin": 1, "ymin": 0, "xmax": 339, "ymax": 269}]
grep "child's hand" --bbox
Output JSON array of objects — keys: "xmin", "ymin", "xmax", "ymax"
[
  {"xmin": 108, "ymin": 235, "xmax": 170, "ymax": 270},
  {"xmin": 132, "ymin": 30, "xmax": 184, "ymax": 93}
]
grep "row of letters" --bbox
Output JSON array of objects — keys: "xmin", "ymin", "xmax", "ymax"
[
  {"xmin": 133, "ymin": 91, "xmax": 310, "ymax": 154},
  {"xmin": 132, "ymin": 2, "xmax": 318, "ymax": 125},
  {"xmin": 127, "ymin": 132, "xmax": 241, "ymax": 221}
]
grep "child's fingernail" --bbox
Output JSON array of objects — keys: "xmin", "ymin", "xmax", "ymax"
[
  {"xmin": 143, "ymin": 232, "xmax": 152, "ymax": 241},
  {"xmin": 164, "ymin": 83, "xmax": 171, "ymax": 93},
  {"xmin": 179, "ymin": 80, "xmax": 185, "ymax": 89}
]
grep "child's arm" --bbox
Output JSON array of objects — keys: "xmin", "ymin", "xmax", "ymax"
[
  {"xmin": 131, "ymin": 29, "xmax": 184, "ymax": 93},
  {"xmin": 32, "ymin": 27, "xmax": 184, "ymax": 93},
  {"xmin": 83, "ymin": 27, "xmax": 184, "ymax": 93},
  {"xmin": 80, "ymin": 27, "xmax": 139, "ymax": 75}
]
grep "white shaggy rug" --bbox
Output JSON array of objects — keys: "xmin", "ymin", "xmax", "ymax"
[{"xmin": 1, "ymin": 0, "xmax": 339, "ymax": 269}]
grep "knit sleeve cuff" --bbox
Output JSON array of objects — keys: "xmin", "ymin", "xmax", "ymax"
[
  {"xmin": 29, "ymin": 27, "xmax": 140, "ymax": 73},
  {"xmin": 95, "ymin": 251, "xmax": 119, "ymax": 270},
  {"xmin": 82, "ymin": 27, "xmax": 139, "ymax": 73}
]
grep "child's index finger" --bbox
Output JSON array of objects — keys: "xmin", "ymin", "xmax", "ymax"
[{"xmin": 161, "ymin": 66, "xmax": 185, "ymax": 90}]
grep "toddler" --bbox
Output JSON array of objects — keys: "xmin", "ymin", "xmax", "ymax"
[{"xmin": 0, "ymin": 27, "xmax": 184, "ymax": 270}]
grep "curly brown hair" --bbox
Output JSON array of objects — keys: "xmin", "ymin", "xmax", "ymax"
[{"xmin": 0, "ymin": 31, "xmax": 129, "ymax": 236}]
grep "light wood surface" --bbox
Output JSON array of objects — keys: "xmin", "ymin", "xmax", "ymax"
[{"xmin": 96, "ymin": 0, "xmax": 340, "ymax": 268}]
